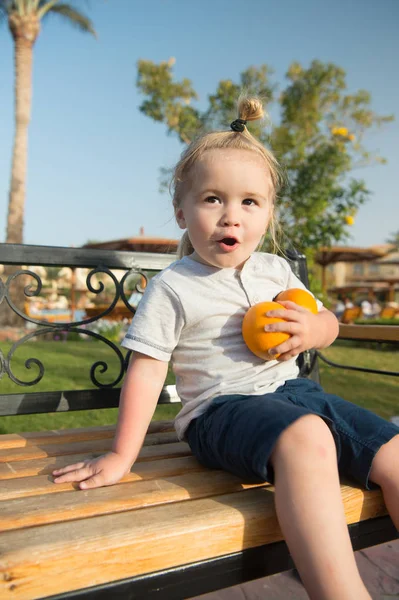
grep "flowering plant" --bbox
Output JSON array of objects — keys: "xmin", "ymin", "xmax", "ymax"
[{"xmin": 86, "ymin": 319, "xmax": 128, "ymax": 344}]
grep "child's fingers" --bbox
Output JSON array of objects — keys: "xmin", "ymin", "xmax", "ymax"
[
  {"xmin": 264, "ymin": 321, "xmax": 301, "ymax": 335},
  {"xmin": 52, "ymin": 462, "xmax": 87, "ymax": 476},
  {"xmin": 265, "ymin": 309, "xmax": 302, "ymax": 321},
  {"xmin": 268, "ymin": 335, "xmax": 302, "ymax": 359},
  {"xmin": 276, "ymin": 350, "xmax": 300, "ymax": 362},
  {"xmin": 79, "ymin": 473, "xmax": 106, "ymax": 489},
  {"xmin": 274, "ymin": 300, "xmax": 309, "ymax": 312},
  {"xmin": 53, "ymin": 465, "xmax": 94, "ymax": 484},
  {"xmin": 266, "ymin": 305, "xmax": 309, "ymax": 321}
]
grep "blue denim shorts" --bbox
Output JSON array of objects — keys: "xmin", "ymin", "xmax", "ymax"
[{"xmin": 186, "ymin": 378, "xmax": 399, "ymax": 490}]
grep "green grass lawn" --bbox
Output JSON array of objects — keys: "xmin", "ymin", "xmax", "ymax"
[
  {"xmin": 319, "ymin": 342, "xmax": 398, "ymax": 420},
  {"xmin": 0, "ymin": 340, "xmax": 397, "ymax": 434}
]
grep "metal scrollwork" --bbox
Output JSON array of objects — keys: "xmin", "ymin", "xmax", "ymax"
[
  {"xmin": 0, "ymin": 262, "xmax": 147, "ymax": 389},
  {"xmin": 0, "ymin": 347, "xmax": 6, "ymax": 381},
  {"xmin": 3, "ymin": 269, "xmax": 43, "ymax": 323},
  {"xmin": 119, "ymin": 268, "xmax": 148, "ymax": 311},
  {"xmin": 79, "ymin": 265, "xmax": 121, "ymax": 325},
  {"xmin": 4, "ymin": 327, "xmax": 126, "ymax": 388},
  {"xmin": 6, "ymin": 329, "xmax": 48, "ymax": 386}
]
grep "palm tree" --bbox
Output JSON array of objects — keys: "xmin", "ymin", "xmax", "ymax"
[
  {"xmin": 0, "ymin": 1, "xmax": 96, "ymax": 327},
  {"xmin": 0, "ymin": 1, "xmax": 96, "ymax": 244}
]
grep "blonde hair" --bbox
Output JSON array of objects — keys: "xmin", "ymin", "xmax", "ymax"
[{"xmin": 172, "ymin": 96, "xmax": 283, "ymax": 258}]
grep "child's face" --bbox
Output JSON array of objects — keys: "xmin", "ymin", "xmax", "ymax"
[{"xmin": 176, "ymin": 148, "xmax": 273, "ymax": 269}]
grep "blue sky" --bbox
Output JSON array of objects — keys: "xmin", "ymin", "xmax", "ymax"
[{"xmin": 0, "ymin": 0, "xmax": 398, "ymax": 249}]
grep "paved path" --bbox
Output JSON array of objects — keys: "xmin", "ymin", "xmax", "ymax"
[{"xmin": 190, "ymin": 539, "xmax": 399, "ymax": 599}]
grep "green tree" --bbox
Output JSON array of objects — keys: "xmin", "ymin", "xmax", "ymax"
[
  {"xmin": 0, "ymin": 1, "xmax": 96, "ymax": 327},
  {"xmin": 137, "ymin": 58, "xmax": 200, "ymax": 145},
  {"xmin": 137, "ymin": 59, "xmax": 393, "ymax": 253}
]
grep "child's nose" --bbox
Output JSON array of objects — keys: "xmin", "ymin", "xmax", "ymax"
[{"xmin": 221, "ymin": 206, "xmax": 240, "ymax": 226}]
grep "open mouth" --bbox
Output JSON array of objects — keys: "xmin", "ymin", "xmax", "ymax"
[{"xmin": 218, "ymin": 237, "xmax": 239, "ymax": 251}]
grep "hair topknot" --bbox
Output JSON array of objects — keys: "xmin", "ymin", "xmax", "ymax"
[
  {"xmin": 172, "ymin": 94, "xmax": 283, "ymax": 258},
  {"xmin": 237, "ymin": 96, "xmax": 264, "ymax": 123}
]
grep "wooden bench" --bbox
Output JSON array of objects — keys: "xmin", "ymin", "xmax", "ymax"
[
  {"xmin": 0, "ymin": 423, "xmax": 395, "ymax": 600},
  {"xmin": 0, "ymin": 243, "xmax": 397, "ymax": 600}
]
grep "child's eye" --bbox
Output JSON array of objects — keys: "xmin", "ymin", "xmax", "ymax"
[
  {"xmin": 204, "ymin": 196, "xmax": 221, "ymax": 204},
  {"xmin": 242, "ymin": 199, "xmax": 257, "ymax": 206}
]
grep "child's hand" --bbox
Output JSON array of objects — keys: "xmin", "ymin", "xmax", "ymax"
[
  {"xmin": 264, "ymin": 300, "xmax": 323, "ymax": 362},
  {"xmin": 52, "ymin": 451, "xmax": 132, "ymax": 490}
]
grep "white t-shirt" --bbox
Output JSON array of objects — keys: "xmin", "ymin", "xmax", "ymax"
[{"xmin": 121, "ymin": 252, "xmax": 322, "ymax": 439}]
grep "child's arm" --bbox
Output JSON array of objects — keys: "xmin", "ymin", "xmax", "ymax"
[
  {"xmin": 52, "ymin": 352, "xmax": 168, "ymax": 489},
  {"xmin": 265, "ymin": 302, "xmax": 339, "ymax": 362}
]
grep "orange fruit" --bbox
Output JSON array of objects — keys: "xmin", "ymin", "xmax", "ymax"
[
  {"xmin": 275, "ymin": 288, "xmax": 318, "ymax": 314},
  {"xmin": 242, "ymin": 301, "xmax": 290, "ymax": 360}
]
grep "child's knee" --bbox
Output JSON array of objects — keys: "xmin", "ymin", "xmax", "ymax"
[
  {"xmin": 370, "ymin": 433, "xmax": 399, "ymax": 488},
  {"xmin": 271, "ymin": 414, "xmax": 336, "ymax": 468}
]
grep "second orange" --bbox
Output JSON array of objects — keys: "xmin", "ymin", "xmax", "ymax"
[{"xmin": 275, "ymin": 288, "xmax": 318, "ymax": 314}]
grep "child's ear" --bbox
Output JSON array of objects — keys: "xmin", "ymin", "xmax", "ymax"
[{"xmin": 175, "ymin": 207, "xmax": 186, "ymax": 230}]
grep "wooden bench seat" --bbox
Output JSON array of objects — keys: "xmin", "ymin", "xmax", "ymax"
[{"xmin": 0, "ymin": 421, "xmax": 392, "ymax": 600}]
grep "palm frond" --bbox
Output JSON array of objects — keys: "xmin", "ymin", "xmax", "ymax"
[
  {"xmin": 0, "ymin": 0, "xmax": 17, "ymax": 20},
  {"xmin": 41, "ymin": 2, "xmax": 96, "ymax": 36},
  {"xmin": 37, "ymin": 0, "xmax": 59, "ymax": 17},
  {"xmin": 14, "ymin": 0, "xmax": 35, "ymax": 15}
]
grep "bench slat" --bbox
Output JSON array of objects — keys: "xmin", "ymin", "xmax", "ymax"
[
  {"xmin": 0, "ymin": 456, "xmax": 205, "ymax": 501},
  {"xmin": 0, "ymin": 441, "xmax": 191, "ymax": 480},
  {"xmin": 0, "ymin": 431, "xmax": 179, "ymax": 463},
  {"xmin": 0, "ymin": 426, "xmax": 115, "ymax": 450},
  {"xmin": 0, "ymin": 420, "xmax": 174, "ymax": 450},
  {"xmin": 339, "ymin": 323, "xmax": 399, "ymax": 342},
  {"xmin": 0, "ymin": 471, "xmax": 264, "ymax": 532},
  {"xmin": 0, "ymin": 486, "xmax": 387, "ymax": 600}
]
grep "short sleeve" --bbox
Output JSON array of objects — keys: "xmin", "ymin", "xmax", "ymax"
[
  {"xmin": 121, "ymin": 276, "xmax": 185, "ymax": 361},
  {"xmin": 280, "ymin": 257, "xmax": 324, "ymax": 311}
]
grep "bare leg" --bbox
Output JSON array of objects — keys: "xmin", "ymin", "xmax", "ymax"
[
  {"xmin": 270, "ymin": 414, "xmax": 371, "ymax": 600},
  {"xmin": 369, "ymin": 433, "xmax": 399, "ymax": 529}
]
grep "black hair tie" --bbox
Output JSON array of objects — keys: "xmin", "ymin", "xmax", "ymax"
[{"xmin": 230, "ymin": 118, "xmax": 247, "ymax": 132}]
